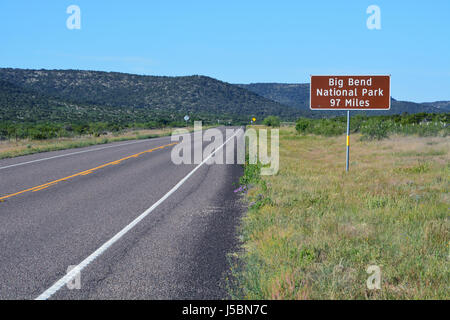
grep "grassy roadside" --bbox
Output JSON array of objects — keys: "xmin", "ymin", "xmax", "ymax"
[
  {"xmin": 0, "ymin": 127, "xmax": 201, "ymax": 160},
  {"xmin": 229, "ymin": 126, "xmax": 449, "ymax": 299}
]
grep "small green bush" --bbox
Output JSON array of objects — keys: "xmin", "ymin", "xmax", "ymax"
[
  {"xmin": 295, "ymin": 118, "xmax": 312, "ymax": 134},
  {"xmin": 295, "ymin": 117, "xmax": 345, "ymax": 136},
  {"xmin": 263, "ymin": 116, "xmax": 281, "ymax": 127},
  {"xmin": 360, "ymin": 119, "xmax": 389, "ymax": 140}
]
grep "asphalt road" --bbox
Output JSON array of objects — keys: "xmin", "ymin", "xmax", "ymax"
[{"xmin": 0, "ymin": 127, "xmax": 245, "ymax": 299}]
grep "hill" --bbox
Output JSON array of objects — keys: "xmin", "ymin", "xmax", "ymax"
[
  {"xmin": 421, "ymin": 100, "xmax": 450, "ymax": 112},
  {"xmin": 1, "ymin": 69, "xmax": 447, "ymax": 125},
  {"xmin": 0, "ymin": 68, "xmax": 304, "ymax": 124},
  {"xmin": 0, "ymin": 79, "xmax": 133, "ymax": 123},
  {"xmin": 237, "ymin": 83, "xmax": 449, "ymax": 116}
]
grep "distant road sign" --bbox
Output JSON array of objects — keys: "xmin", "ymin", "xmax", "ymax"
[
  {"xmin": 310, "ymin": 75, "xmax": 390, "ymax": 110},
  {"xmin": 184, "ymin": 115, "xmax": 190, "ymax": 121}
]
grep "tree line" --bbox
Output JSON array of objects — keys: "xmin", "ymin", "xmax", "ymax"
[
  {"xmin": 0, "ymin": 120, "xmax": 190, "ymax": 141},
  {"xmin": 295, "ymin": 112, "xmax": 449, "ymax": 139}
]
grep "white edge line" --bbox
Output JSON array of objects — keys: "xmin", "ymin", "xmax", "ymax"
[
  {"xmin": 35, "ymin": 128, "xmax": 243, "ymax": 300},
  {"xmin": 0, "ymin": 133, "xmax": 191, "ymax": 171},
  {"xmin": 0, "ymin": 139, "xmax": 153, "ymax": 171}
]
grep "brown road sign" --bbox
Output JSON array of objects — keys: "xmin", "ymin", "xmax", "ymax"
[{"xmin": 310, "ymin": 75, "xmax": 390, "ymax": 110}]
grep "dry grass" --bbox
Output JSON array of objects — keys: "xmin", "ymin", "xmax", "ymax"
[
  {"xmin": 0, "ymin": 127, "xmax": 184, "ymax": 160},
  {"xmin": 229, "ymin": 127, "xmax": 449, "ymax": 300}
]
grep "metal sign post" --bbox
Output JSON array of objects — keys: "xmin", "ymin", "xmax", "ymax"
[{"xmin": 346, "ymin": 110, "xmax": 350, "ymax": 172}]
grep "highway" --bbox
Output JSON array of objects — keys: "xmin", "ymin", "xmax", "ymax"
[{"xmin": 0, "ymin": 127, "xmax": 245, "ymax": 299}]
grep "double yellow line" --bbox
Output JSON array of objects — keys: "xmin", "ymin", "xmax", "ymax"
[{"xmin": 0, "ymin": 142, "xmax": 177, "ymax": 202}]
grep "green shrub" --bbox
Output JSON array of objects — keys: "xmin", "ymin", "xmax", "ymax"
[
  {"xmin": 295, "ymin": 117, "xmax": 346, "ymax": 136},
  {"xmin": 295, "ymin": 118, "xmax": 312, "ymax": 134},
  {"xmin": 316, "ymin": 119, "xmax": 346, "ymax": 136},
  {"xmin": 360, "ymin": 119, "xmax": 390, "ymax": 140},
  {"xmin": 263, "ymin": 116, "xmax": 281, "ymax": 127}
]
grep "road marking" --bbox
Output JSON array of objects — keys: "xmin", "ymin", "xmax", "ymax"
[
  {"xmin": 35, "ymin": 128, "xmax": 242, "ymax": 300},
  {"xmin": 0, "ymin": 135, "xmax": 178, "ymax": 171},
  {"xmin": 0, "ymin": 142, "xmax": 177, "ymax": 201},
  {"xmin": 32, "ymin": 185, "xmax": 54, "ymax": 192}
]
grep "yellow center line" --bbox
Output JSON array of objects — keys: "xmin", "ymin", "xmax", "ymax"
[
  {"xmin": 0, "ymin": 142, "xmax": 177, "ymax": 201},
  {"xmin": 32, "ymin": 184, "xmax": 56, "ymax": 192}
]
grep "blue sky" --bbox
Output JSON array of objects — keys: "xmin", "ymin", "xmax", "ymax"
[{"xmin": 1, "ymin": 0, "xmax": 449, "ymax": 102}]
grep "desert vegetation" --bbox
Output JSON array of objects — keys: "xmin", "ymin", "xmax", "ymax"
[
  {"xmin": 295, "ymin": 113, "xmax": 449, "ymax": 140},
  {"xmin": 229, "ymin": 125, "xmax": 449, "ymax": 299}
]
